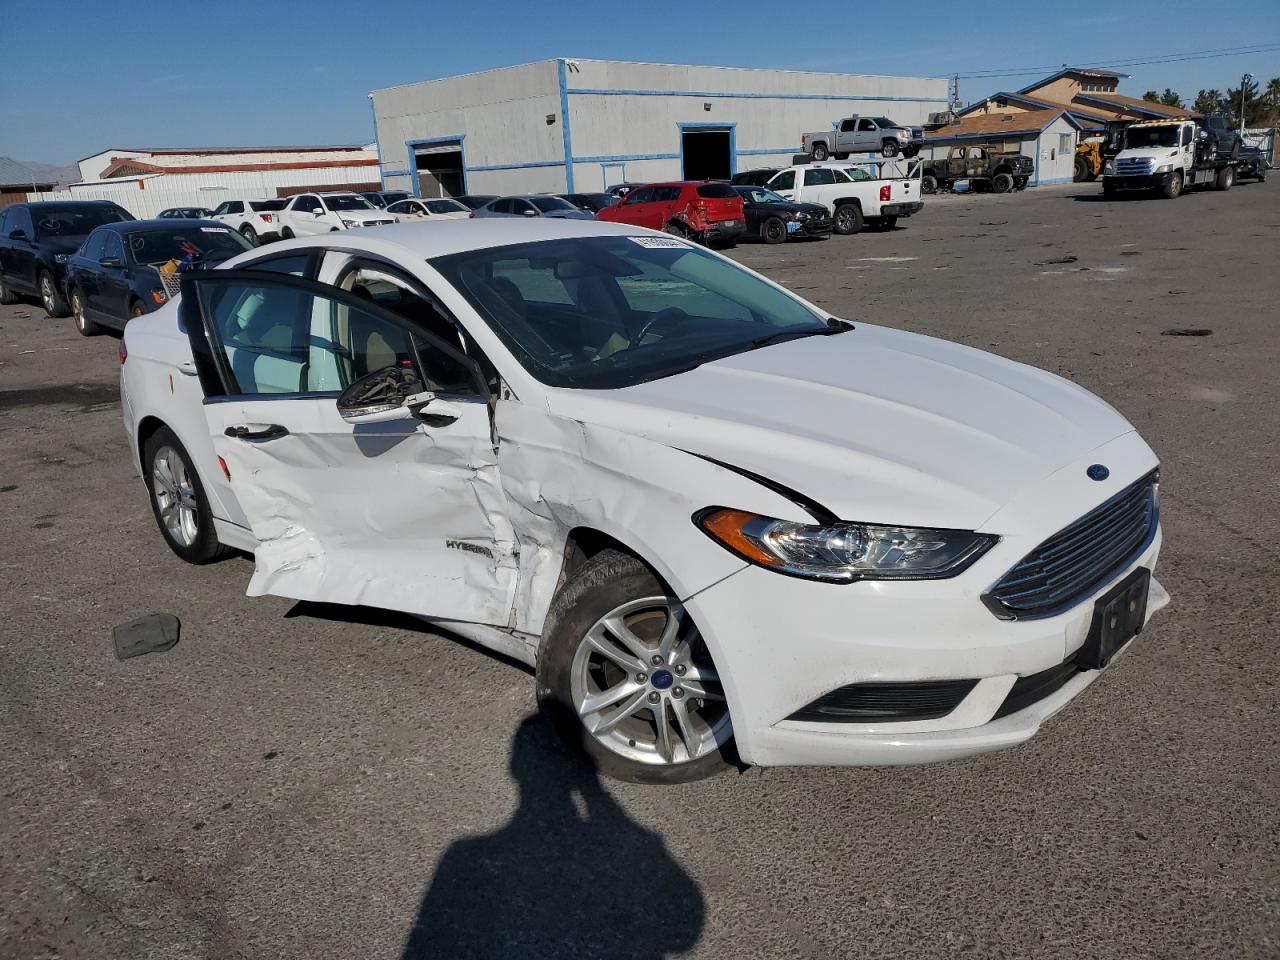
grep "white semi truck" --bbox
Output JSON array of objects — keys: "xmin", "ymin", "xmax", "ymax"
[{"xmin": 1102, "ymin": 118, "xmax": 1238, "ymax": 200}]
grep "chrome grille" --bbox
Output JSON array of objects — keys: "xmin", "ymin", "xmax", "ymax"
[
  {"xmin": 1116, "ymin": 157, "xmax": 1154, "ymax": 175},
  {"xmin": 984, "ymin": 472, "xmax": 1158, "ymax": 620}
]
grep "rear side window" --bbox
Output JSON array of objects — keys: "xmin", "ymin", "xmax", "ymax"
[
  {"xmin": 627, "ymin": 188, "xmax": 654, "ymax": 204},
  {"xmin": 769, "ymin": 170, "xmax": 795, "ymax": 191},
  {"xmin": 225, "ymin": 201, "xmax": 244, "ymax": 214},
  {"xmin": 695, "ymin": 184, "xmax": 737, "ymax": 198},
  {"xmin": 250, "ymin": 200, "xmax": 287, "ymax": 211},
  {"xmin": 803, "ymin": 169, "xmax": 836, "ymax": 186}
]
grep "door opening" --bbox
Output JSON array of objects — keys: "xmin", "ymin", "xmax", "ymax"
[
  {"xmin": 413, "ymin": 142, "xmax": 464, "ymax": 198},
  {"xmin": 680, "ymin": 127, "xmax": 732, "ymax": 181}
]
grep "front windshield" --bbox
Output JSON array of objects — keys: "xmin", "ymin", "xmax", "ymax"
[
  {"xmin": 126, "ymin": 226, "xmax": 252, "ymax": 265},
  {"xmin": 323, "ymin": 195, "xmax": 376, "ymax": 211},
  {"xmin": 1125, "ymin": 126, "xmax": 1179, "ymax": 149},
  {"xmin": 530, "ymin": 196, "xmax": 575, "ymax": 212},
  {"xmin": 870, "ymin": 117, "xmax": 900, "ymax": 128},
  {"xmin": 33, "ymin": 205, "xmax": 130, "ymax": 238},
  {"xmin": 739, "ymin": 187, "xmax": 788, "ymax": 204},
  {"xmin": 431, "ymin": 236, "xmax": 831, "ymax": 389},
  {"xmin": 425, "ymin": 199, "xmax": 468, "ymax": 214}
]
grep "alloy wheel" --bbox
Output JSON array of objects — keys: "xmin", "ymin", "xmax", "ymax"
[
  {"xmin": 570, "ymin": 596, "xmax": 730, "ymax": 766},
  {"xmin": 151, "ymin": 445, "xmax": 199, "ymax": 547},
  {"xmin": 73, "ymin": 293, "xmax": 86, "ymax": 332},
  {"xmin": 41, "ymin": 276, "xmax": 56, "ymax": 313}
]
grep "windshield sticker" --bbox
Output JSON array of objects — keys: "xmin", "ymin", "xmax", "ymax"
[
  {"xmin": 200, "ymin": 227, "xmax": 230, "ymax": 232},
  {"xmin": 629, "ymin": 236, "xmax": 689, "ymax": 249}
]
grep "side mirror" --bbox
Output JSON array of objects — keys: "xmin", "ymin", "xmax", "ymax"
[
  {"xmin": 313, "ymin": 209, "xmax": 326, "ymax": 217},
  {"xmin": 522, "ymin": 208, "xmax": 537, "ymax": 217},
  {"xmin": 9, "ymin": 228, "xmax": 28, "ymax": 241},
  {"xmin": 337, "ymin": 364, "xmax": 423, "ymax": 424},
  {"xmin": 99, "ymin": 256, "xmax": 124, "ymax": 268}
]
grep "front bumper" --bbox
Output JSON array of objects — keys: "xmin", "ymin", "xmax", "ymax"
[
  {"xmin": 788, "ymin": 217, "xmax": 834, "ymax": 237},
  {"xmin": 1104, "ymin": 173, "xmax": 1171, "ymax": 191},
  {"xmin": 880, "ymin": 201, "xmax": 923, "ymax": 218},
  {"xmin": 682, "ymin": 432, "xmax": 1167, "ymax": 767}
]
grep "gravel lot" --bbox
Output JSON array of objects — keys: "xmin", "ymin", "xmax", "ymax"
[{"xmin": 2, "ymin": 180, "xmax": 1277, "ymax": 960}]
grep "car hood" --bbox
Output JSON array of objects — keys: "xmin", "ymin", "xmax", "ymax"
[
  {"xmin": 333, "ymin": 209, "xmax": 394, "ymax": 221},
  {"xmin": 544, "ymin": 209, "xmax": 597, "ymax": 220},
  {"xmin": 546, "ymin": 323, "xmax": 1135, "ymax": 530}
]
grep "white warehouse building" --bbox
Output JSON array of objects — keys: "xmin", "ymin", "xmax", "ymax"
[{"xmin": 371, "ymin": 59, "xmax": 950, "ymax": 197}]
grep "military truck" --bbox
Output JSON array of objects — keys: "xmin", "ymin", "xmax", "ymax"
[{"xmin": 921, "ymin": 145, "xmax": 1035, "ymax": 193}]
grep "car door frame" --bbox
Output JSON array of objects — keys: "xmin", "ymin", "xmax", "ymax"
[{"xmin": 177, "ymin": 267, "xmax": 519, "ymax": 625}]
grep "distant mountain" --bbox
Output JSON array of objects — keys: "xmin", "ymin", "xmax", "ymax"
[{"xmin": 15, "ymin": 160, "xmax": 80, "ymax": 186}]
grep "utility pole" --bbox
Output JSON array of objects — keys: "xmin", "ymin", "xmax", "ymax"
[
  {"xmin": 1239, "ymin": 73, "xmax": 1252, "ymax": 134},
  {"xmin": 950, "ymin": 74, "xmax": 961, "ymax": 114}
]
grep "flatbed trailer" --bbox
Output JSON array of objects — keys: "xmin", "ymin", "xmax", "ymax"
[{"xmin": 1102, "ymin": 118, "xmax": 1239, "ymax": 200}]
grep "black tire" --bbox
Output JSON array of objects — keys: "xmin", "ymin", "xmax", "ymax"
[
  {"xmin": 0, "ymin": 274, "xmax": 19, "ymax": 305},
  {"xmin": 1074, "ymin": 156, "xmax": 1089, "ymax": 182},
  {"xmin": 921, "ymin": 174, "xmax": 938, "ymax": 195},
  {"xmin": 903, "ymin": 142, "xmax": 920, "ymax": 158},
  {"xmin": 663, "ymin": 220, "xmax": 689, "ymax": 240},
  {"xmin": 39, "ymin": 271, "xmax": 70, "ymax": 318},
  {"xmin": 535, "ymin": 548, "xmax": 735, "ymax": 785},
  {"xmin": 879, "ymin": 215, "xmax": 899, "ymax": 231},
  {"xmin": 811, "ymin": 143, "xmax": 830, "ymax": 161},
  {"xmin": 281, "ymin": 227, "xmax": 295, "ymax": 240},
  {"xmin": 1259, "ymin": 168, "xmax": 1267, "ymax": 183},
  {"xmin": 1215, "ymin": 165, "xmax": 1234, "ymax": 191},
  {"xmin": 833, "ymin": 202, "xmax": 864, "ymax": 235},
  {"xmin": 70, "ymin": 287, "xmax": 100, "ymax": 336},
  {"xmin": 761, "ymin": 217, "xmax": 787, "ymax": 244},
  {"xmin": 240, "ymin": 225, "xmax": 259, "ymax": 246},
  {"xmin": 992, "ymin": 172, "xmax": 1014, "ymax": 194},
  {"xmin": 834, "ymin": 152, "xmax": 848, "ymax": 161},
  {"xmin": 143, "ymin": 426, "xmax": 230, "ymax": 565},
  {"xmin": 881, "ymin": 139, "xmax": 900, "ymax": 158},
  {"xmin": 1161, "ymin": 171, "xmax": 1183, "ymax": 199}
]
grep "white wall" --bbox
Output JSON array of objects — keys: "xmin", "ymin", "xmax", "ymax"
[{"xmin": 1032, "ymin": 116, "xmax": 1078, "ymax": 186}]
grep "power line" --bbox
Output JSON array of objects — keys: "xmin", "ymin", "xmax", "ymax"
[{"xmin": 954, "ymin": 41, "xmax": 1280, "ymax": 80}]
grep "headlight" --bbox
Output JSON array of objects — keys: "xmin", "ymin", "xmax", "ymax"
[
  {"xmin": 1154, "ymin": 163, "xmax": 1174, "ymax": 174},
  {"xmin": 54, "ymin": 253, "xmax": 69, "ymax": 263},
  {"xmin": 341, "ymin": 218, "xmax": 359, "ymax": 227},
  {"xmin": 1103, "ymin": 162, "xmax": 1116, "ymax": 176},
  {"xmin": 695, "ymin": 508, "xmax": 997, "ymax": 583}
]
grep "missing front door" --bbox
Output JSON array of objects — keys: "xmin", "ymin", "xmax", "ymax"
[{"xmin": 681, "ymin": 128, "xmax": 731, "ymax": 181}]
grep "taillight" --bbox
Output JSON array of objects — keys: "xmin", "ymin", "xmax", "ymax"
[
  {"xmin": 880, "ymin": 185, "xmax": 891, "ymax": 202},
  {"xmin": 261, "ymin": 213, "xmax": 272, "ymax": 222},
  {"xmin": 119, "ymin": 337, "xmax": 128, "ymax": 364},
  {"xmin": 151, "ymin": 290, "xmax": 166, "ymax": 304}
]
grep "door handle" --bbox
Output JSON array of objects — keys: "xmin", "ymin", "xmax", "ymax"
[
  {"xmin": 224, "ymin": 424, "xmax": 289, "ymax": 441},
  {"xmin": 178, "ymin": 360, "xmax": 199, "ymax": 376}
]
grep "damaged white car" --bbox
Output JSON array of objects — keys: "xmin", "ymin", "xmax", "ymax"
[{"xmin": 120, "ymin": 219, "xmax": 1167, "ymax": 783}]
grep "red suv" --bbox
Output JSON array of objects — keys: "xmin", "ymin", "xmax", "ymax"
[{"xmin": 596, "ymin": 181, "xmax": 746, "ymax": 246}]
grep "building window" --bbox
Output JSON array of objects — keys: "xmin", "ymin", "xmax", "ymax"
[{"xmin": 1059, "ymin": 133, "xmax": 1073, "ymax": 155}]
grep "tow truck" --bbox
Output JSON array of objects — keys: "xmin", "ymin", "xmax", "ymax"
[{"xmin": 1102, "ymin": 118, "xmax": 1238, "ymax": 199}]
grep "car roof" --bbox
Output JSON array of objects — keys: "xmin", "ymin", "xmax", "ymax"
[
  {"xmin": 28, "ymin": 199, "xmax": 124, "ymax": 209},
  {"xmin": 223, "ymin": 218, "xmax": 667, "ymax": 266},
  {"xmin": 95, "ymin": 218, "xmax": 230, "ymax": 234}
]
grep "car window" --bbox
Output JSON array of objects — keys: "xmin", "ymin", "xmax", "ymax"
[
  {"xmin": 512, "ymin": 200, "xmax": 536, "ymax": 216},
  {"xmin": 0, "ymin": 208, "xmax": 11, "ymax": 236},
  {"xmin": 338, "ymin": 266, "xmax": 478, "ymax": 395},
  {"xmin": 857, "ymin": 119, "xmax": 876, "ymax": 131},
  {"xmin": 212, "ymin": 203, "xmax": 230, "ymax": 216},
  {"xmin": 80, "ymin": 230, "xmax": 108, "ymax": 260},
  {"xmin": 491, "ymin": 258, "xmax": 574, "ymax": 306},
  {"xmin": 659, "ymin": 186, "xmax": 684, "ymax": 202},
  {"xmin": 250, "ymin": 200, "xmax": 287, "ymax": 211},
  {"xmin": 768, "ymin": 170, "xmax": 795, "ymax": 191},
  {"xmin": 31, "ymin": 204, "xmax": 128, "ymax": 238},
  {"xmin": 198, "ymin": 278, "xmax": 423, "ymax": 395},
  {"xmin": 425, "ymin": 199, "xmax": 467, "ymax": 214},
  {"xmin": 695, "ymin": 183, "xmax": 737, "ymax": 198},
  {"xmin": 322, "ymin": 195, "xmax": 375, "ymax": 211},
  {"xmin": 834, "ymin": 167, "xmax": 871, "ymax": 182},
  {"xmin": 225, "ymin": 201, "xmax": 244, "ymax": 214},
  {"xmin": 431, "ymin": 236, "xmax": 827, "ymax": 390},
  {"xmin": 839, "ymin": 119, "xmax": 856, "ymax": 132},
  {"xmin": 387, "ymin": 201, "xmax": 409, "ymax": 214},
  {"xmin": 241, "ymin": 253, "xmax": 314, "ymax": 277},
  {"xmin": 126, "ymin": 226, "xmax": 250, "ymax": 265},
  {"xmin": 293, "ymin": 195, "xmax": 321, "ymax": 213},
  {"xmin": 102, "ymin": 233, "xmax": 125, "ymax": 262},
  {"xmin": 803, "ymin": 169, "xmax": 836, "ymax": 186},
  {"xmin": 967, "ymin": 148, "xmax": 985, "ymax": 160}
]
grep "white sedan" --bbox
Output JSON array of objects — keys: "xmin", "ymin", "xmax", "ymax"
[
  {"xmin": 119, "ymin": 219, "xmax": 1167, "ymax": 783},
  {"xmin": 386, "ymin": 197, "xmax": 472, "ymax": 221}
]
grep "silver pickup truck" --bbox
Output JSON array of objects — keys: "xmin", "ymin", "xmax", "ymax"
[{"xmin": 801, "ymin": 116, "xmax": 923, "ymax": 160}]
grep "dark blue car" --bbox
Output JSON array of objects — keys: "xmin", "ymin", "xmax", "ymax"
[{"xmin": 63, "ymin": 219, "xmax": 251, "ymax": 335}]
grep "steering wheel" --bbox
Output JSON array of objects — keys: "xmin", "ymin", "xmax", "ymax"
[{"xmin": 633, "ymin": 307, "xmax": 689, "ymax": 346}]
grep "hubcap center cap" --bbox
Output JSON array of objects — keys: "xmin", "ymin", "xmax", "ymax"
[{"xmin": 650, "ymin": 669, "xmax": 674, "ymax": 690}]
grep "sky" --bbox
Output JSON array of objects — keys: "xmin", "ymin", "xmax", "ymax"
[{"xmin": 1, "ymin": 0, "xmax": 1277, "ymax": 166}]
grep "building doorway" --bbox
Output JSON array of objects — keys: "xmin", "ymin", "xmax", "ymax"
[
  {"xmin": 680, "ymin": 126, "xmax": 733, "ymax": 181},
  {"xmin": 413, "ymin": 140, "xmax": 464, "ymax": 198}
]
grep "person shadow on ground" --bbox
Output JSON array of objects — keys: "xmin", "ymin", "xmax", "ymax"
[{"xmin": 400, "ymin": 715, "xmax": 704, "ymax": 960}]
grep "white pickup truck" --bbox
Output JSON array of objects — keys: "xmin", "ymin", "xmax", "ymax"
[
  {"xmin": 275, "ymin": 192, "xmax": 398, "ymax": 238},
  {"xmin": 765, "ymin": 159, "xmax": 924, "ymax": 234}
]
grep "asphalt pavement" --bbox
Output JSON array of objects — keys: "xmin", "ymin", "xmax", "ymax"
[{"xmin": 2, "ymin": 179, "xmax": 1277, "ymax": 959}]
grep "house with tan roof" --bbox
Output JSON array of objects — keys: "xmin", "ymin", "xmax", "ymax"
[{"xmin": 921, "ymin": 107, "xmax": 1085, "ymax": 187}]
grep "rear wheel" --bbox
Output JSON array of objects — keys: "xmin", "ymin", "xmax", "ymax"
[
  {"xmin": 833, "ymin": 202, "xmax": 864, "ymax": 235},
  {"xmin": 663, "ymin": 220, "xmax": 690, "ymax": 240},
  {"xmin": 281, "ymin": 227, "xmax": 295, "ymax": 240},
  {"xmin": 878, "ymin": 215, "xmax": 899, "ymax": 231},
  {"xmin": 144, "ymin": 426, "xmax": 230, "ymax": 564},
  {"xmin": 240, "ymin": 225, "xmax": 259, "ymax": 246},
  {"xmin": 992, "ymin": 172, "xmax": 1014, "ymax": 194},
  {"xmin": 761, "ymin": 217, "xmax": 787, "ymax": 244},
  {"xmin": 1074, "ymin": 156, "xmax": 1089, "ymax": 182},
  {"xmin": 811, "ymin": 143, "xmax": 830, "ymax": 161},
  {"xmin": 70, "ymin": 287, "xmax": 100, "ymax": 336},
  {"xmin": 1215, "ymin": 165, "xmax": 1234, "ymax": 191},
  {"xmin": 881, "ymin": 139, "xmax": 900, "ymax": 158},
  {"xmin": 40, "ymin": 271, "xmax": 70, "ymax": 318},
  {"xmin": 921, "ymin": 174, "xmax": 938, "ymax": 195},
  {"xmin": 536, "ymin": 549, "xmax": 734, "ymax": 784}
]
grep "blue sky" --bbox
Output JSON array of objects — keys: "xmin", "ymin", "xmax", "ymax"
[{"xmin": 1, "ymin": 0, "xmax": 1276, "ymax": 165}]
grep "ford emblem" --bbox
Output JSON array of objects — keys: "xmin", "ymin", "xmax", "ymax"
[{"xmin": 1087, "ymin": 464, "xmax": 1110, "ymax": 481}]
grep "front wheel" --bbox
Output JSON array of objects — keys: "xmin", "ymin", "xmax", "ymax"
[
  {"xmin": 144, "ymin": 426, "xmax": 229, "ymax": 564},
  {"xmin": 40, "ymin": 271, "xmax": 70, "ymax": 318},
  {"xmin": 761, "ymin": 217, "xmax": 787, "ymax": 244},
  {"xmin": 537, "ymin": 549, "xmax": 734, "ymax": 784},
  {"xmin": 881, "ymin": 139, "xmax": 900, "ymax": 158},
  {"xmin": 70, "ymin": 287, "xmax": 99, "ymax": 336},
  {"xmin": 992, "ymin": 172, "xmax": 1014, "ymax": 194},
  {"xmin": 1162, "ymin": 171, "xmax": 1184, "ymax": 199},
  {"xmin": 1074, "ymin": 156, "xmax": 1089, "ymax": 182},
  {"xmin": 833, "ymin": 203, "xmax": 864, "ymax": 235}
]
